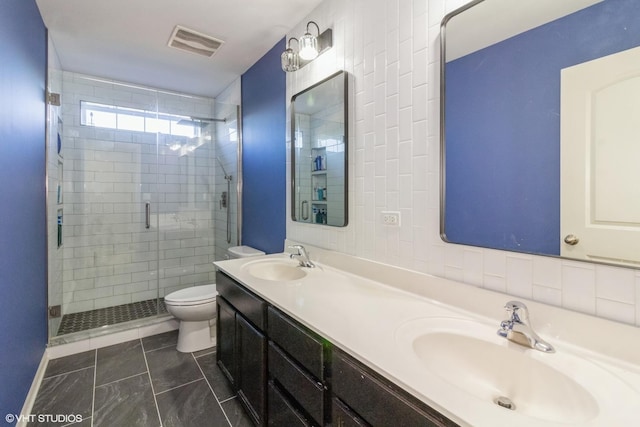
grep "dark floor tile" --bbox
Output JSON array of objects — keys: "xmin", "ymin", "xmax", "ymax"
[
  {"xmin": 141, "ymin": 330, "xmax": 178, "ymax": 352},
  {"xmin": 61, "ymin": 416, "xmax": 91, "ymax": 426},
  {"xmin": 96, "ymin": 339, "xmax": 147, "ymax": 386},
  {"xmin": 156, "ymin": 379, "xmax": 228, "ymax": 427},
  {"xmin": 221, "ymin": 397, "xmax": 254, "ymax": 427},
  {"xmin": 28, "ymin": 368, "xmax": 94, "ymax": 427},
  {"xmin": 93, "ymin": 373, "xmax": 160, "ymax": 427},
  {"xmin": 45, "ymin": 350, "xmax": 96, "ymax": 378},
  {"xmin": 145, "ymin": 346, "xmax": 203, "ymax": 393},
  {"xmin": 191, "ymin": 346, "xmax": 216, "ymax": 358},
  {"xmin": 195, "ymin": 352, "xmax": 235, "ymax": 401}
]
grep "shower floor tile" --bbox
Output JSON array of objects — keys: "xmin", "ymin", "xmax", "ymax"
[{"xmin": 57, "ymin": 298, "xmax": 168, "ymax": 336}]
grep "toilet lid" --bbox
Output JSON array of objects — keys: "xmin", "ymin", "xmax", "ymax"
[{"xmin": 165, "ymin": 285, "xmax": 217, "ymax": 305}]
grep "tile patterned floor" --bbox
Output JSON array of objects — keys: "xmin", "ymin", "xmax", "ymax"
[
  {"xmin": 57, "ymin": 299, "xmax": 168, "ymax": 336},
  {"xmin": 29, "ymin": 330, "xmax": 253, "ymax": 427}
]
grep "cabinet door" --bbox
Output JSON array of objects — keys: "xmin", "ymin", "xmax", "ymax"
[
  {"xmin": 237, "ymin": 314, "xmax": 267, "ymax": 426},
  {"xmin": 217, "ymin": 297, "xmax": 236, "ymax": 387}
]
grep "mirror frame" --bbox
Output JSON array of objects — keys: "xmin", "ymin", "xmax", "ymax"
[
  {"xmin": 290, "ymin": 70, "xmax": 349, "ymax": 226},
  {"xmin": 439, "ymin": 0, "xmax": 482, "ymax": 241}
]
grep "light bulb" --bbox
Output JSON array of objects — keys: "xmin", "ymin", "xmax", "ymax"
[
  {"xmin": 281, "ymin": 48, "xmax": 299, "ymax": 72},
  {"xmin": 298, "ymin": 32, "xmax": 318, "ymax": 60}
]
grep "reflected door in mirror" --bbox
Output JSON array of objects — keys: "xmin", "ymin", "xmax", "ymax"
[{"xmin": 561, "ymin": 45, "xmax": 640, "ymax": 265}]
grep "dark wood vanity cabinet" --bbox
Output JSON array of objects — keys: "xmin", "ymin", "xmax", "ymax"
[
  {"xmin": 216, "ymin": 271, "xmax": 267, "ymax": 426},
  {"xmin": 332, "ymin": 348, "xmax": 459, "ymax": 427},
  {"xmin": 216, "ymin": 270, "xmax": 458, "ymax": 427}
]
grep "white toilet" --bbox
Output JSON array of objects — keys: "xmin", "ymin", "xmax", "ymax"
[
  {"xmin": 165, "ymin": 245, "xmax": 265, "ymax": 353},
  {"xmin": 227, "ymin": 245, "xmax": 265, "ymax": 259},
  {"xmin": 165, "ymin": 284, "xmax": 218, "ymax": 353}
]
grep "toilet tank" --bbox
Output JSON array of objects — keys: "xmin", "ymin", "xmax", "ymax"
[{"xmin": 227, "ymin": 245, "xmax": 266, "ymax": 259}]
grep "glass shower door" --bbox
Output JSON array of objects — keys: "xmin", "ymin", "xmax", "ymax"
[
  {"xmin": 50, "ymin": 74, "xmax": 162, "ymax": 337},
  {"xmin": 155, "ymin": 91, "xmax": 217, "ymax": 301}
]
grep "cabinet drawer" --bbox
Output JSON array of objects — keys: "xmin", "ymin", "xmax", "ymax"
[
  {"xmin": 267, "ymin": 307, "xmax": 326, "ymax": 380},
  {"xmin": 216, "ymin": 271, "xmax": 266, "ymax": 330},
  {"xmin": 269, "ymin": 342, "xmax": 325, "ymax": 425},
  {"xmin": 332, "ymin": 349, "xmax": 458, "ymax": 427},
  {"xmin": 332, "ymin": 397, "xmax": 370, "ymax": 427},
  {"xmin": 268, "ymin": 381, "xmax": 312, "ymax": 427}
]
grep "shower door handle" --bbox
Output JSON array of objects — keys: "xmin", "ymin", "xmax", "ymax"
[{"xmin": 145, "ymin": 202, "xmax": 151, "ymax": 229}]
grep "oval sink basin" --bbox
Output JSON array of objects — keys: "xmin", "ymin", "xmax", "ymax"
[
  {"xmin": 395, "ymin": 317, "xmax": 637, "ymax": 426},
  {"xmin": 414, "ymin": 330, "xmax": 596, "ymax": 423},
  {"xmin": 243, "ymin": 259, "xmax": 307, "ymax": 281}
]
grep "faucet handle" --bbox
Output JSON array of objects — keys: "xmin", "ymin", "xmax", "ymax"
[
  {"xmin": 504, "ymin": 300, "xmax": 529, "ymax": 323},
  {"xmin": 288, "ymin": 244, "xmax": 303, "ymax": 255}
]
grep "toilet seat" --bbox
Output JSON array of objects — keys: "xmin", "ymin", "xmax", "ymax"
[{"xmin": 165, "ymin": 285, "xmax": 217, "ymax": 307}]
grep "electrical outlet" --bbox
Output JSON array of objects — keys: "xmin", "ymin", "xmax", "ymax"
[{"xmin": 382, "ymin": 211, "xmax": 401, "ymax": 226}]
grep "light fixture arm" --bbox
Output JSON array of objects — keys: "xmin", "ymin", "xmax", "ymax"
[
  {"xmin": 306, "ymin": 21, "xmax": 320, "ymax": 37},
  {"xmin": 287, "ymin": 37, "xmax": 299, "ymax": 49}
]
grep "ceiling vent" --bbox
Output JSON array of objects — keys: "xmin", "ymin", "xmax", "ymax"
[{"xmin": 168, "ymin": 25, "xmax": 224, "ymax": 58}]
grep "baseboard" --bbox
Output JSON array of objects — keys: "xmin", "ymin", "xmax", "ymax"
[{"xmin": 17, "ymin": 351, "xmax": 49, "ymax": 427}]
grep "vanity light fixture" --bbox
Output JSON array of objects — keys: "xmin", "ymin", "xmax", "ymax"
[
  {"xmin": 299, "ymin": 21, "xmax": 320, "ymax": 60},
  {"xmin": 281, "ymin": 37, "xmax": 300, "ymax": 72},
  {"xmin": 281, "ymin": 21, "xmax": 333, "ymax": 72}
]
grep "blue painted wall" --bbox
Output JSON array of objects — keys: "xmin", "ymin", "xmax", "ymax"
[
  {"xmin": 241, "ymin": 39, "xmax": 286, "ymax": 254},
  {"xmin": 0, "ymin": 0, "xmax": 48, "ymax": 420},
  {"xmin": 444, "ymin": 0, "xmax": 640, "ymax": 255}
]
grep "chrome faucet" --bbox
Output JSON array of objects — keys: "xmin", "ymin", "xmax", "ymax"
[
  {"xmin": 288, "ymin": 245, "xmax": 315, "ymax": 268},
  {"xmin": 497, "ymin": 301, "xmax": 554, "ymax": 353}
]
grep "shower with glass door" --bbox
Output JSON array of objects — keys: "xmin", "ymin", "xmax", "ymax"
[{"xmin": 46, "ymin": 72, "xmax": 240, "ymax": 343}]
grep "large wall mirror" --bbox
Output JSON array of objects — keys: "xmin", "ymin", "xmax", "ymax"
[
  {"xmin": 291, "ymin": 71, "xmax": 348, "ymax": 227},
  {"xmin": 441, "ymin": 0, "xmax": 640, "ymax": 268}
]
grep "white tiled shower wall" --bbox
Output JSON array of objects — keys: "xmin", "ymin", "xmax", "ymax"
[
  {"xmin": 285, "ymin": 0, "xmax": 640, "ymax": 326},
  {"xmin": 60, "ymin": 72, "xmax": 220, "ymax": 315}
]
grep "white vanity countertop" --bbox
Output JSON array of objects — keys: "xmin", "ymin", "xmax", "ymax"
[{"xmin": 214, "ymin": 244, "xmax": 640, "ymax": 427}]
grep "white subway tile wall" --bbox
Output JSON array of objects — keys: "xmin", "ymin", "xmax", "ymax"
[
  {"xmin": 60, "ymin": 72, "xmax": 222, "ymax": 315},
  {"xmin": 285, "ymin": 0, "xmax": 640, "ymax": 326}
]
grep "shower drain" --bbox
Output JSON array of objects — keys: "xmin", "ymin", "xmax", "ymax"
[{"xmin": 494, "ymin": 396, "xmax": 516, "ymax": 410}]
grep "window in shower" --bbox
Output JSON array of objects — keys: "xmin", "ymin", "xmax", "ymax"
[{"xmin": 80, "ymin": 101, "xmax": 201, "ymax": 138}]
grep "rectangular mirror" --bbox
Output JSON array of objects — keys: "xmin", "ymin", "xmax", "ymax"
[
  {"xmin": 291, "ymin": 71, "xmax": 348, "ymax": 227},
  {"xmin": 441, "ymin": 0, "xmax": 640, "ymax": 268}
]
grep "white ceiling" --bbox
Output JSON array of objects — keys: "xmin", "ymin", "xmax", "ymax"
[
  {"xmin": 446, "ymin": 0, "xmax": 602, "ymax": 61},
  {"xmin": 36, "ymin": 0, "xmax": 324, "ymax": 98}
]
